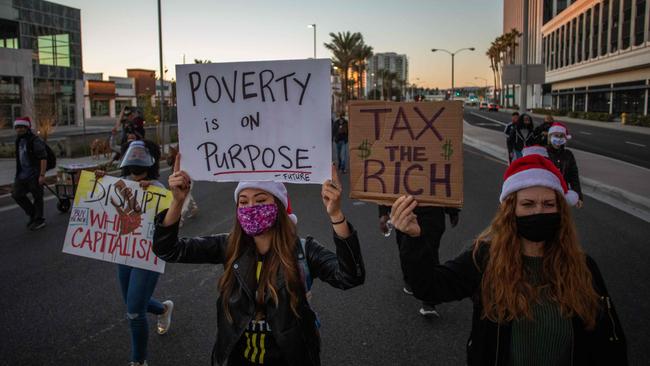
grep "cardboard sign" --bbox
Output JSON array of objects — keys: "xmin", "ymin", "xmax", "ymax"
[
  {"xmin": 62, "ymin": 171, "xmax": 172, "ymax": 273},
  {"xmin": 175, "ymin": 59, "xmax": 332, "ymax": 184},
  {"xmin": 348, "ymin": 101, "xmax": 463, "ymax": 208}
]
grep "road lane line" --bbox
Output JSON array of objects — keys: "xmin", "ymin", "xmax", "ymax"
[
  {"xmin": 579, "ymin": 131, "xmax": 592, "ymax": 135},
  {"xmin": 625, "ymin": 141, "xmax": 646, "ymax": 147},
  {"xmin": 469, "ymin": 112, "xmax": 508, "ymax": 126}
]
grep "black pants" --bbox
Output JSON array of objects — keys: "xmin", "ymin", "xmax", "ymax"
[
  {"xmin": 396, "ymin": 208, "xmax": 445, "ymax": 307},
  {"xmin": 12, "ymin": 177, "xmax": 44, "ymax": 220}
]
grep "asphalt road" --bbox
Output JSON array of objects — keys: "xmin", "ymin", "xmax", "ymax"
[
  {"xmin": 464, "ymin": 108, "xmax": 650, "ymax": 169},
  {"xmin": 1, "ymin": 146, "xmax": 648, "ymax": 365}
]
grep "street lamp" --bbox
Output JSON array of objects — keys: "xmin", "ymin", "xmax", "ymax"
[
  {"xmin": 308, "ymin": 24, "xmax": 316, "ymax": 58},
  {"xmin": 431, "ymin": 47, "xmax": 475, "ymax": 100}
]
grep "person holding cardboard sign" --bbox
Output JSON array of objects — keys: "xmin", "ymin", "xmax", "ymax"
[
  {"xmin": 153, "ymin": 157, "xmax": 365, "ymax": 366},
  {"xmin": 390, "ymin": 155, "xmax": 627, "ymax": 365}
]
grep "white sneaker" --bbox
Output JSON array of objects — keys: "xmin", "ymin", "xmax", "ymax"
[
  {"xmin": 419, "ymin": 305, "xmax": 440, "ymax": 318},
  {"xmin": 402, "ymin": 286, "xmax": 414, "ymax": 296},
  {"xmin": 128, "ymin": 362, "xmax": 148, "ymax": 366},
  {"xmin": 157, "ymin": 300, "xmax": 174, "ymax": 335}
]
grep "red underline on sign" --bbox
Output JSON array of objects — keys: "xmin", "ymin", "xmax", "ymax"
[{"xmin": 213, "ymin": 170, "xmax": 313, "ymax": 176}]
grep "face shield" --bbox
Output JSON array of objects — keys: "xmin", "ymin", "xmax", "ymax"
[{"xmin": 119, "ymin": 140, "xmax": 154, "ymax": 168}]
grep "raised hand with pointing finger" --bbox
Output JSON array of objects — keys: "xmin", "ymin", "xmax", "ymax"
[{"xmin": 162, "ymin": 153, "xmax": 192, "ymax": 227}]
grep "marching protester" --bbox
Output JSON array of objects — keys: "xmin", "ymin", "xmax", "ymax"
[
  {"xmin": 547, "ymin": 122, "xmax": 584, "ymax": 208},
  {"xmin": 507, "ymin": 113, "xmax": 537, "ymax": 162},
  {"xmin": 96, "ymin": 140, "xmax": 174, "ymax": 366},
  {"xmin": 504, "ymin": 111, "xmax": 519, "ymax": 163},
  {"xmin": 332, "ymin": 113, "xmax": 349, "ymax": 173},
  {"xmin": 153, "ymin": 158, "xmax": 365, "ymax": 366},
  {"xmin": 12, "ymin": 116, "xmax": 48, "ymax": 230},
  {"xmin": 390, "ymin": 154, "xmax": 627, "ymax": 365},
  {"xmin": 379, "ymin": 204, "xmax": 459, "ymax": 317},
  {"xmin": 521, "ymin": 144, "xmax": 549, "ymax": 158},
  {"xmin": 535, "ymin": 114, "xmax": 555, "ymax": 146}
]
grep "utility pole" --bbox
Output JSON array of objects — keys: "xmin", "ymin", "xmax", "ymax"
[
  {"xmin": 157, "ymin": 0, "xmax": 166, "ymax": 154},
  {"xmin": 520, "ymin": 0, "xmax": 529, "ymax": 114}
]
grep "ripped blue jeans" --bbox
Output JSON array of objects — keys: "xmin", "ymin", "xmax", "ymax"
[{"xmin": 117, "ymin": 264, "xmax": 165, "ymax": 363}]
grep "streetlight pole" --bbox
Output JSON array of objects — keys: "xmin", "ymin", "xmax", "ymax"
[
  {"xmin": 520, "ymin": 0, "xmax": 529, "ymax": 114},
  {"xmin": 308, "ymin": 24, "xmax": 316, "ymax": 58},
  {"xmin": 157, "ymin": 0, "xmax": 165, "ymax": 154},
  {"xmin": 431, "ymin": 47, "xmax": 475, "ymax": 100}
]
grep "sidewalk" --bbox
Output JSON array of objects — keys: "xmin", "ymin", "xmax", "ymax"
[
  {"xmin": 500, "ymin": 107, "xmax": 650, "ymax": 135},
  {"xmin": 0, "ymin": 117, "xmax": 116, "ymax": 140},
  {"xmin": 463, "ymin": 120, "xmax": 650, "ymax": 222}
]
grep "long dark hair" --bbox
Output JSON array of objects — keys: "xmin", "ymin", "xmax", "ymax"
[
  {"xmin": 516, "ymin": 113, "xmax": 534, "ymax": 131},
  {"xmin": 218, "ymin": 197, "xmax": 303, "ymax": 322}
]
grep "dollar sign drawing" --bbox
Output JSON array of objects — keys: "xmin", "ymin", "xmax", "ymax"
[
  {"xmin": 441, "ymin": 139, "xmax": 453, "ymax": 161},
  {"xmin": 358, "ymin": 139, "xmax": 372, "ymax": 160}
]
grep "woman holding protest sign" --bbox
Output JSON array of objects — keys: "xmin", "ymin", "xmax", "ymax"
[
  {"xmin": 96, "ymin": 140, "xmax": 174, "ymax": 366},
  {"xmin": 390, "ymin": 154, "xmax": 627, "ymax": 365},
  {"xmin": 153, "ymin": 156, "xmax": 365, "ymax": 366}
]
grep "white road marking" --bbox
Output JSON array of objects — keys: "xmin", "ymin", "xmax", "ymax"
[
  {"xmin": 469, "ymin": 112, "xmax": 508, "ymax": 126},
  {"xmin": 476, "ymin": 122, "xmax": 500, "ymax": 127},
  {"xmin": 625, "ymin": 141, "xmax": 646, "ymax": 148},
  {"xmin": 579, "ymin": 131, "xmax": 592, "ymax": 135}
]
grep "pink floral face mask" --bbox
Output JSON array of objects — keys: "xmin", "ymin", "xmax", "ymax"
[{"xmin": 237, "ymin": 203, "xmax": 278, "ymax": 237}]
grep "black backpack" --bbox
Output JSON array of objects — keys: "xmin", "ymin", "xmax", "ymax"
[{"xmin": 27, "ymin": 135, "xmax": 57, "ymax": 171}]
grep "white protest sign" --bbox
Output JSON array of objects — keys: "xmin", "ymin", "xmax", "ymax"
[
  {"xmin": 175, "ymin": 59, "xmax": 332, "ymax": 184},
  {"xmin": 62, "ymin": 171, "xmax": 172, "ymax": 273}
]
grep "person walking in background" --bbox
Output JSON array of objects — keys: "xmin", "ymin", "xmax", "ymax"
[
  {"xmin": 504, "ymin": 112, "xmax": 519, "ymax": 163},
  {"xmin": 332, "ymin": 114, "xmax": 349, "ymax": 173},
  {"xmin": 391, "ymin": 154, "xmax": 627, "ymax": 365},
  {"xmin": 547, "ymin": 122, "xmax": 584, "ymax": 208},
  {"xmin": 379, "ymin": 204, "xmax": 459, "ymax": 317},
  {"xmin": 535, "ymin": 115, "xmax": 555, "ymax": 146},
  {"xmin": 12, "ymin": 117, "xmax": 48, "ymax": 231},
  {"xmin": 154, "ymin": 161, "xmax": 365, "ymax": 365},
  {"xmin": 96, "ymin": 140, "xmax": 174, "ymax": 366},
  {"xmin": 508, "ymin": 113, "xmax": 537, "ymax": 161}
]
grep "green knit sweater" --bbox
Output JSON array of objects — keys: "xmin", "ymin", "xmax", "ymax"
[{"xmin": 510, "ymin": 256, "xmax": 573, "ymax": 366}]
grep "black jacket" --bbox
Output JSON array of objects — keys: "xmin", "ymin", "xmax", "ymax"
[
  {"xmin": 15, "ymin": 131, "xmax": 47, "ymax": 180},
  {"xmin": 534, "ymin": 121, "xmax": 553, "ymax": 146},
  {"xmin": 399, "ymin": 236, "xmax": 627, "ymax": 366},
  {"xmin": 152, "ymin": 212, "xmax": 365, "ymax": 366},
  {"xmin": 508, "ymin": 123, "xmax": 537, "ymax": 152},
  {"xmin": 548, "ymin": 146, "xmax": 583, "ymax": 200}
]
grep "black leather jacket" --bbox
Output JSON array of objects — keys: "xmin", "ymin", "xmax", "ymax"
[
  {"xmin": 153, "ymin": 211, "xmax": 365, "ymax": 366},
  {"xmin": 400, "ymin": 236, "xmax": 627, "ymax": 366}
]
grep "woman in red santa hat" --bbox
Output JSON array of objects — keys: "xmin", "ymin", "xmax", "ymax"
[
  {"xmin": 547, "ymin": 122, "xmax": 583, "ymax": 208},
  {"xmin": 153, "ymin": 155, "xmax": 365, "ymax": 366},
  {"xmin": 389, "ymin": 154, "xmax": 627, "ymax": 366}
]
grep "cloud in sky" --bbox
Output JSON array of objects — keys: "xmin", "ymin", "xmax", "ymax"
[{"xmin": 57, "ymin": 0, "xmax": 502, "ymax": 88}]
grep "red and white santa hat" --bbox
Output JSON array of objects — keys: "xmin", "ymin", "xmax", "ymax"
[
  {"xmin": 234, "ymin": 181, "xmax": 298, "ymax": 224},
  {"xmin": 522, "ymin": 145, "xmax": 549, "ymax": 158},
  {"xmin": 500, "ymin": 154, "xmax": 579, "ymax": 206},
  {"xmin": 13, "ymin": 117, "xmax": 32, "ymax": 129},
  {"xmin": 548, "ymin": 122, "xmax": 572, "ymax": 139}
]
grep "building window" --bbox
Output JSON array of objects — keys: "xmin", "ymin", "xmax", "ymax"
[
  {"xmin": 91, "ymin": 100, "xmax": 109, "ymax": 117},
  {"xmin": 559, "ymin": 91, "xmax": 572, "ymax": 111},
  {"xmin": 577, "ymin": 14, "xmax": 583, "ymax": 63},
  {"xmin": 555, "ymin": 29, "xmax": 560, "ymax": 69},
  {"xmin": 602, "ymin": 0, "xmax": 610, "ymax": 55},
  {"xmin": 571, "ymin": 18, "xmax": 577, "ymax": 65},
  {"xmin": 634, "ymin": 0, "xmax": 646, "ymax": 46},
  {"xmin": 593, "ymin": 5, "xmax": 600, "ymax": 58},
  {"xmin": 37, "ymin": 34, "xmax": 71, "ymax": 67},
  {"xmin": 611, "ymin": 0, "xmax": 620, "ymax": 52},
  {"xmin": 612, "ymin": 81, "xmax": 646, "ymax": 114},
  {"xmin": 115, "ymin": 83, "xmax": 133, "ymax": 90},
  {"xmin": 587, "ymin": 84, "xmax": 612, "ymax": 113},
  {"xmin": 0, "ymin": 19, "xmax": 19, "ymax": 49},
  {"xmin": 0, "ymin": 38, "xmax": 18, "ymax": 48},
  {"xmin": 115, "ymin": 100, "xmax": 132, "ymax": 113},
  {"xmin": 575, "ymin": 88, "xmax": 586, "ymax": 112},
  {"xmin": 622, "ymin": 0, "xmax": 632, "ymax": 49},
  {"xmin": 586, "ymin": 9, "xmax": 592, "ymax": 59}
]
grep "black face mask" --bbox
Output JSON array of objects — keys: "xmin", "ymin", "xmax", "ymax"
[
  {"xmin": 129, "ymin": 166, "xmax": 147, "ymax": 176},
  {"xmin": 516, "ymin": 213, "xmax": 561, "ymax": 242}
]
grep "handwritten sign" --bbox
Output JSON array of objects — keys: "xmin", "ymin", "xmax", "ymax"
[
  {"xmin": 348, "ymin": 101, "xmax": 463, "ymax": 208},
  {"xmin": 175, "ymin": 59, "xmax": 332, "ymax": 184},
  {"xmin": 62, "ymin": 171, "xmax": 172, "ymax": 273}
]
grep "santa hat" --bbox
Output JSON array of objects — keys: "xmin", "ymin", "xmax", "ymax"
[
  {"xmin": 500, "ymin": 154, "xmax": 579, "ymax": 206},
  {"xmin": 234, "ymin": 181, "xmax": 298, "ymax": 224},
  {"xmin": 548, "ymin": 122, "xmax": 572, "ymax": 139},
  {"xmin": 13, "ymin": 117, "xmax": 31, "ymax": 129},
  {"xmin": 522, "ymin": 145, "xmax": 549, "ymax": 158}
]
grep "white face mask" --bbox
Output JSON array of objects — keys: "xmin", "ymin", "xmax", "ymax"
[{"xmin": 551, "ymin": 136, "xmax": 566, "ymax": 147}]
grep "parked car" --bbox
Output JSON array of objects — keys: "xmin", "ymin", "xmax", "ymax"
[
  {"xmin": 487, "ymin": 102, "xmax": 499, "ymax": 112},
  {"xmin": 479, "ymin": 102, "xmax": 489, "ymax": 110}
]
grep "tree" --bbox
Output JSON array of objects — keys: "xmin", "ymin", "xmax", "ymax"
[
  {"xmin": 324, "ymin": 31, "xmax": 363, "ymax": 106},
  {"xmin": 353, "ymin": 43, "xmax": 373, "ymax": 100}
]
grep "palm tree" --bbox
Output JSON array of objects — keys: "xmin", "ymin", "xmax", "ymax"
[
  {"xmin": 353, "ymin": 43, "xmax": 373, "ymax": 99},
  {"xmin": 324, "ymin": 32, "xmax": 363, "ymax": 105}
]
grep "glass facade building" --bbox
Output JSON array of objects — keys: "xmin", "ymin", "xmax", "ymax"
[{"xmin": 0, "ymin": 0, "xmax": 82, "ymax": 127}]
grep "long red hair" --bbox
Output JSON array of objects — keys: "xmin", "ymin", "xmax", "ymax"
[
  {"xmin": 218, "ymin": 198, "xmax": 303, "ymax": 322},
  {"xmin": 473, "ymin": 191, "xmax": 600, "ymax": 328}
]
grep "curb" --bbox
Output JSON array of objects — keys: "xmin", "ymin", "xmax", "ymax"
[{"xmin": 462, "ymin": 134, "xmax": 650, "ymax": 223}]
